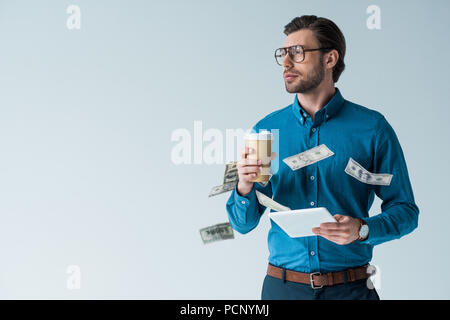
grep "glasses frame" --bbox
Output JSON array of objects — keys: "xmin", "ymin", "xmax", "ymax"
[{"xmin": 274, "ymin": 45, "xmax": 333, "ymax": 66}]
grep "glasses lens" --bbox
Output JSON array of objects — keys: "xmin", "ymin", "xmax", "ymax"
[
  {"xmin": 291, "ymin": 46, "xmax": 304, "ymax": 63},
  {"xmin": 275, "ymin": 48, "xmax": 285, "ymax": 65}
]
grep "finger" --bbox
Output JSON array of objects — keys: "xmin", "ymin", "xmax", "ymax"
[
  {"xmin": 240, "ymin": 166, "xmax": 262, "ymax": 174},
  {"xmin": 323, "ymin": 235, "xmax": 348, "ymax": 245},
  {"xmin": 240, "ymin": 172, "xmax": 258, "ymax": 182},
  {"xmin": 312, "ymin": 230, "xmax": 347, "ymax": 244},
  {"xmin": 319, "ymin": 222, "xmax": 345, "ymax": 230},
  {"xmin": 333, "ymin": 214, "xmax": 347, "ymax": 222},
  {"xmin": 313, "ymin": 228, "xmax": 346, "ymax": 237},
  {"xmin": 240, "ymin": 158, "xmax": 262, "ymax": 166}
]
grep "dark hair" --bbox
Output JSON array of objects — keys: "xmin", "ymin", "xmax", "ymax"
[{"xmin": 284, "ymin": 15, "xmax": 346, "ymax": 83}]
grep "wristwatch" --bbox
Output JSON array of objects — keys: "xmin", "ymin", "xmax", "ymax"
[{"xmin": 358, "ymin": 219, "xmax": 369, "ymax": 241}]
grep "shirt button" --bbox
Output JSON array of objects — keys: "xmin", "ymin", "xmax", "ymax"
[
  {"xmin": 312, "ymin": 128, "xmax": 316, "ymax": 132},
  {"xmin": 310, "ymin": 201, "xmax": 315, "ymax": 206},
  {"xmin": 310, "ymin": 251, "xmax": 315, "ymax": 256},
  {"xmin": 310, "ymin": 176, "xmax": 315, "ymax": 181},
  {"xmin": 241, "ymin": 200, "xmax": 246, "ymax": 205}
]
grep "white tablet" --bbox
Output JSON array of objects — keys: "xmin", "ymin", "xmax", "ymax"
[{"xmin": 268, "ymin": 207, "xmax": 337, "ymax": 238}]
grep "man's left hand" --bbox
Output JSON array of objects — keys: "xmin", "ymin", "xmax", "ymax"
[{"xmin": 312, "ymin": 214, "xmax": 361, "ymax": 245}]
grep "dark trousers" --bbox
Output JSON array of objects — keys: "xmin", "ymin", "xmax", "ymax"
[{"xmin": 261, "ymin": 274, "xmax": 380, "ymax": 300}]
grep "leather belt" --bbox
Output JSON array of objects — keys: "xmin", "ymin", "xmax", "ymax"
[{"xmin": 267, "ymin": 263, "xmax": 374, "ymax": 289}]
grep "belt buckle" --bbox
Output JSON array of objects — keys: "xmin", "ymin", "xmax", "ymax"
[{"xmin": 310, "ymin": 272, "xmax": 323, "ymax": 289}]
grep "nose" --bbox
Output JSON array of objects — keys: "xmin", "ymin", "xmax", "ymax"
[{"xmin": 282, "ymin": 52, "xmax": 293, "ymax": 68}]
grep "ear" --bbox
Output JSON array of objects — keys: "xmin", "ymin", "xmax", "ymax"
[{"xmin": 324, "ymin": 49, "xmax": 339, "ymax": 70}]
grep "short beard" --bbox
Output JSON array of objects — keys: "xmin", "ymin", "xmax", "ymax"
[{"xmin": 285, "ymin": 61, "xmax": 325, "ymax": 94}]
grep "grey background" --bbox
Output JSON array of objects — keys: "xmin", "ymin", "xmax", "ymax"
[{"xmin": 0, "ymin": 0, "xmax": 448, "ymax": 299}]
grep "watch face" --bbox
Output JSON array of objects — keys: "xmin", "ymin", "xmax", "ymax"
[{"xmin": 359, "ymin": 224, "xmax": 369, "ymax": 238}]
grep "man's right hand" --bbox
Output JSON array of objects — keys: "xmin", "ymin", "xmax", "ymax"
[{"xmin": 236, "ymin": 147, "xmax": 276, "ymax": 196}]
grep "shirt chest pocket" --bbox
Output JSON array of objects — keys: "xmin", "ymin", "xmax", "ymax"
[{"xmin": 320, "ymin": 144, "xmax": 375, "ymax": 190}]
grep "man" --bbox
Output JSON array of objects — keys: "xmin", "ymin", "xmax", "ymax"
[{"xmin": 225, "ymin": 15, "xmax": 419, "ymax": 300}]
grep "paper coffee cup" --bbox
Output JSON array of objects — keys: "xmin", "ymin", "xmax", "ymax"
[{"xmin": 245, "ymin": 130, "xmax": 273, "ymax": 183}]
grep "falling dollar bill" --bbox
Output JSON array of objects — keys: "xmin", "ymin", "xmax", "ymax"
[
  {"xmin": 255, "ymin": 190, "xmax": 291, "ymax": 212},
  {"xmin": 344, "ymin": 157, "xmax": 393, "ymax": 186},
  {"xmin": 283, "ymin": 144, "xmax": 334, "ymax": 171},
  {"xmin": 208, "ymin": 161, "xmax": 238, "ymax": 197},
  {"xmin": 223, "ymin": 161, "xmax": 238, "ymax": 184},
  {"xmin": 200, "ymin": 222, "xmax": 234, "ymax": 244},
  {"xmin": 208, "ymin": 181, "xmax": 237, "ymax": 197}
]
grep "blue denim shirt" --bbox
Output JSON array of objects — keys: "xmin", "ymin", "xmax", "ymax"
[{"xmin": 226, "ymin": 88, "xmax": 419, "ymax": 273}]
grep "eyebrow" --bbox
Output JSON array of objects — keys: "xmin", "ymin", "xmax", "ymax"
[{"xmin": 280, "ymin": 44, "xmax": 306, "ymax": 49}]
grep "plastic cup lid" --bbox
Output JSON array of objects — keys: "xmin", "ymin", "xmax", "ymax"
[{"xmin": 245, "ymin": 130, "xmax": 273, "ymax": 140}]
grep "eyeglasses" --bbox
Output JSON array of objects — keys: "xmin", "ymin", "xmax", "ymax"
[{"xmin": 274, "ymin": 45, "xmax": 333, "ymax": 66}]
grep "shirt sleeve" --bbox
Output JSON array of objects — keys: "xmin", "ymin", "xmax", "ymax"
[
  {"xmin": 360, "ymin": 117, "xmax": 420, "ymax": 246},
  {"xmin": 226, "ymin": 180, "xmax": 273, "ymax": 234}
]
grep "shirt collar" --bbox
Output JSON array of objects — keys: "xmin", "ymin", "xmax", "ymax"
[{"xmin": 291, "ymin": 87, "xmax": 345, "ymax": 126}]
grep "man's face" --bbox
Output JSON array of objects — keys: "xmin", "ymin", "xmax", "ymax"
[{"xmin": 281, "ymin": 29, "xmax": 325, "ymax": 93}]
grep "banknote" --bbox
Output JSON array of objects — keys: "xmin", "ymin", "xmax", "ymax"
[
  {"xmin": 208, "ymin": 181, "xmax": 237, "ymax": 197},
  {"xmin": 344, "ymin": 157, "xmax": 393, "ymax": 186},
  {"xmin": 255, "ymin": 190, "xmax": 291, "ymax": 212},
  {"xmin": 200, "ymin": 222, "xmax": 234, "ymax": 244},
  {"xmin": 208, "ymin": 161, "xmax": 238, "ymax": 197},
  {"xmin": 223, "ymin": 161, "xmax": 238, "ymax": 184},
  {"xmin": 283, "ymin": 144, "xmax": 334, "ymax": 171}
]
